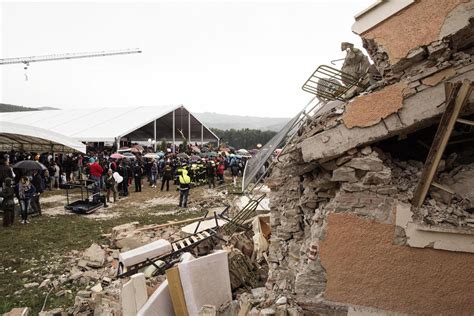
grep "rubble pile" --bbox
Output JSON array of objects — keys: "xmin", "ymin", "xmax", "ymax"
[
  {"xmin": 266, "ymin": 136, "xmax": 474, "ymax": 311},
  {"xmin": 264, "ymin": 8, "xmax": 474, "ymax": 309}
]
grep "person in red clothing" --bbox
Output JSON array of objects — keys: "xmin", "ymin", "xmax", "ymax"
[
  {"xmin": 88, "ymin": 158, "xmax": 103, "ymax": 198},
  {"xmin": 216, "ymin": 160, "xmax": 225, "ymax": 185}
]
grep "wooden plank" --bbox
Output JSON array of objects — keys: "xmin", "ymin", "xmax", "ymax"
[
  {"xmin": 412, "ymin": 80, "xmax": 472, "ymax": 207},
  {"xmin": 456, "ymin": 118, "xmax": 474, "ymax": 126},
  {"xmin": 431, "ymin": 181, "xmax": 455, "ymax": 194},
  {"xmin": 166, "ymin": 267, "xmax": 189, "ymax": 316}
]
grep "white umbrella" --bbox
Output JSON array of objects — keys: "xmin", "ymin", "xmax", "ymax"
[{"xmin": 144, "ymin": 153, "xmax": 158, "ymax": 159}]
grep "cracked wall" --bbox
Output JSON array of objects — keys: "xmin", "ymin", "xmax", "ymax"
[{"xmin": 362, "ymin": 0, "xmax": 469, "ymax": 65}]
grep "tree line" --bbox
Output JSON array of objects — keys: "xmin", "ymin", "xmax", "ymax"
[{"xmin": 211, "ymin": 128, "xmax": 277, "ymax": 149}]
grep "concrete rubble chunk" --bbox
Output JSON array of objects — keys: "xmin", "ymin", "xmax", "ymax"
[
  {"xmin": 39, "ymin": 279, "xmax": 51, "ymax": 289},
  {"xmin": 344, "ymin": 156, "xmax": 384, "ymax": 172},
  {"xmin": 197, "ymin": 305, "xmax": 217, "ymax": 316},
  {"xmin": 82, "ymin": 243, "xmax": 106, "ymax": 268},
  {"xmin": 38, "ymin": 308, "xmax": 64, "ymax": 316},
  {"xmin": 76, "ymin": 290, "xmax": 92, "ymax": 298},
  {"xmin": 23, "ymin": 282, "xmax": 39, "ymax": 289},
  {"xmin": 261, "ymin": 308, "xmax": 276, "ymax": 315},
  {"xmin": 91, "ymin": 283, "xmax": 103, "ymax": 293},
  {"xmin": 362, "ymin": 169, "xmax": 391, "ymax": 185},
  {"xmin": 3, "ymin": 308, "xmax": 31, "ymax": 316},
  {"xmin": 331, "ymin": 166, "xmax": 358, "ymax": 182},
  {"xmin": 251, "ymin": 287, "xmax": 266, "ymax": 299}
]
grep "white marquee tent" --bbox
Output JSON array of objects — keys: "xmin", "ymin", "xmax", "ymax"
[
  {"xmin": 0, "ymin": 105, "xmax": 219, "ymax": 149},
  {"xmin": 0, "ymin": 121, "xmax": 86, "ymax": 153}
]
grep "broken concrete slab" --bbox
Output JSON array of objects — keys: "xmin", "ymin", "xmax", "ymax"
[
  {"xmin": 178, "ymin": 250, "xmax": 232, "ymax": 316},
  {"xmin": 137, "ymin": 280, "xmax": 175, "ymax": 316},
  {"xmin": 300, "ymin": 67, "xmax": 474, "ymax": 163},
  {"xmin": 119, "ymin": 239, "xmax": 172, "ymax": 268},
  {"xmin": 181, "ymin": 218, "xmax": 227, "ymax": 234},
  {"xmin": 395, "ymin": 202, "xmax": 474, "ymax": 253},
  {"xmin": 121, "ymin": 273, "xmax": 148, "ymax": 316}
]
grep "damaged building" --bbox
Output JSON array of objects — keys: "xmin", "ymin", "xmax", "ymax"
[{"xmin": 266, "ymin": 0, "xmax": 474, "ymax": 314}]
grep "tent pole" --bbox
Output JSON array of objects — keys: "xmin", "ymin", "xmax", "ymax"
[
  {"xmin": 188, "ymin": 112, "xmax": 191, "ymax": 144},
  {"xmin": 201, "ymin": 125, "xmax": 203, "ymax": 146},
  {"xmin": 172, "ymin": 110, "xmax": 176, "ymax": 153},
  {"xmin": 153, "ymin": 119, "xmax": 157, "ymax": 152}
]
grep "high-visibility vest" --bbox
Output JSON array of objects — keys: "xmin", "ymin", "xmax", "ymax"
[{"xmin": 179, "ymin": 169, "xmax": 191, "ymax": 184}]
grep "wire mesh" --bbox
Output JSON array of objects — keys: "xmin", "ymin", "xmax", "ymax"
[{"xmin": 302, "ymin": 65, "xmax": 366, "ymax": 101}]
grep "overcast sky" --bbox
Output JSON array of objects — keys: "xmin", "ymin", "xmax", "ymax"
[{"xmin": 0, "ymin": 0, "xmax": 374, "ymax": 118}]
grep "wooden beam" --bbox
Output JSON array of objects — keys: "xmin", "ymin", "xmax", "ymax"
[
  {"xmin": 412, "ymin": 80, "xmax": 473, "ymax": 207},
  {"xmin": 456, "ymin": 118, "xmax": 474, "ymax": 126},
  {"xmin": 431, "ymin": 181, "xmax": 455, "ymax": 195},
  {"xmin": 166, "ymin": 267, "xmax": 189, "ymax": 316}
]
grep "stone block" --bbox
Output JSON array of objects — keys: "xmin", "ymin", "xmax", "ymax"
[
  {"xmin": 331, "ymin": 167, "xmax": 357, "ymax": 182},
  {"xmin": 82, "ymin": 243, "xmax": 105, "ymax": 268},
  {"xmin": 344, "ymin": 157, "xmax": 384, "ymax": 172}
]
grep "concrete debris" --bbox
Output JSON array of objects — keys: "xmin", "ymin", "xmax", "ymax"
[
  {"xmin": 197, "ymin": 305, "xmax": 217, "ymax": 316},
  {"xmin": 23, "ymin": 282, "xmax": 39, "ymax": 289},
  {"xmin": 82, "ymin": 243, "xmax": 106, "ymax": 268},
  {"xmin": 3, "ymin": 308, "xmax": 31, "ymax": 316}
]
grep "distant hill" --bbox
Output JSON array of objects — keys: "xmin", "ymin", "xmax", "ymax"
[
  {"xmin": 0, "ymin": 104, "xmax": 290, "ymax": 132},
  {"xmin": 194, "ymin": 112, "xmax": 290, "ymax": 132},
  {"xmin": 0, "ymin": 103, "xmax": 39, "ymax": 112}
]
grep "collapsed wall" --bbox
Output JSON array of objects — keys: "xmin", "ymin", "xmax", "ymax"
[{"xmin": 266, "ymin": 0, "xmax": 474, "ymax": 314}]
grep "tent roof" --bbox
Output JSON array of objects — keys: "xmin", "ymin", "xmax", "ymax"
[
  {"xmin": 0, "ymin": 105, "xmax": 219, "ymax": 143},
  {"xmin": 0, "ymin": 121, "xmax": 87, "ymax": 153}
]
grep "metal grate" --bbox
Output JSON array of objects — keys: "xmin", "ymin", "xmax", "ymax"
[{"xmin": 302, "ymin": 65, "xmax": 367, "ymax": 101}]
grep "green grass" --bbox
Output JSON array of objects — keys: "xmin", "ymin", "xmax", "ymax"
[{"xmin": 0, "ymin": 207, "xmax": 201, "ymax": 314}]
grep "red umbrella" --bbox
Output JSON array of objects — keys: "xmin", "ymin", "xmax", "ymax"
[{"xmin": 110, "ymin": 153, "xmax": 125, "ymax": 159}]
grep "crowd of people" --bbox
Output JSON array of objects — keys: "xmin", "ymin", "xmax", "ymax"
[{"xmin": 0, "ymin": 144, "xmax": 250, "ymax": 227}]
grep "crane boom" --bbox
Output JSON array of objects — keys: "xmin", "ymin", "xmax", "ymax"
[{"xmin": 0, "ymin": 48, "xmax": 142, "ymax": 65}]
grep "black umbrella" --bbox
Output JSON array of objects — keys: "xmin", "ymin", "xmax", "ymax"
[{"xmin": 13, "ymin": 160, "xmax": 46, "ymax": 171}]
